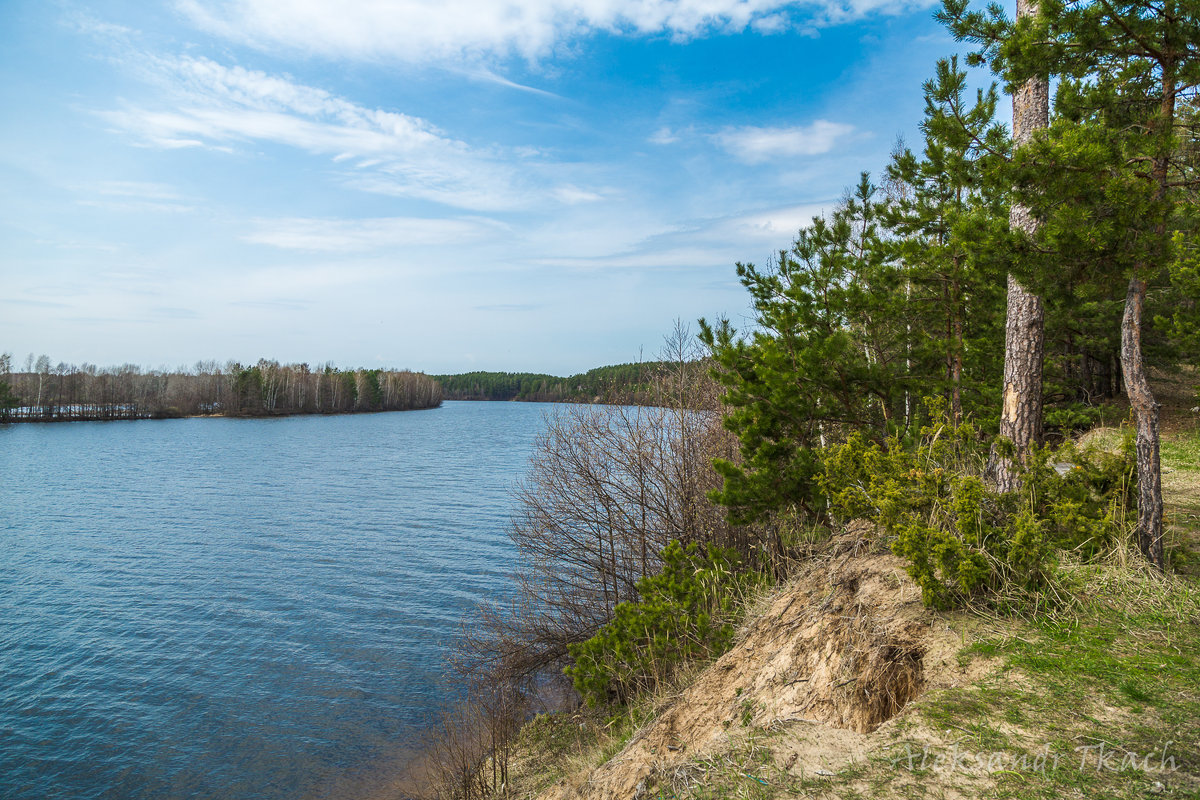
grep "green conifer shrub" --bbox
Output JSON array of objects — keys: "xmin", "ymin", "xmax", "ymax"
[
  {"xmin": 564, "ymin": 540, "xmax": 764, "ymax": 707},
  {"xmin": 821, "ymin": 399, "xmax": 1135, "ymax": 608}
]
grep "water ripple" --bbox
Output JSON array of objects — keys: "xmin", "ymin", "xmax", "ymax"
[{"xmin": 0, "ymin": 401, "xmax": 551, "ymax": 800}]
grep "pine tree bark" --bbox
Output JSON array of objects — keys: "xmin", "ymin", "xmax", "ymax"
[
  {"xmin": 1120, "ymin": 53, "xmax": 1175, "ymax": 571},
  {"xmin": 952, "ymin": 305, "xmax": 964, "ymax": 424},
  {"xmin": 1121, "ymin": 276, "xmax": 1164, "ymax": 568},
  {"xmin": 995, "ymin": 0, "xmax": 1048, "ymax": 493}
]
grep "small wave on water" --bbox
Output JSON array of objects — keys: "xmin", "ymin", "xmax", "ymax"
[{"xmin": 0, "ymin": 401, "xmax": 550, "ymax": 800}]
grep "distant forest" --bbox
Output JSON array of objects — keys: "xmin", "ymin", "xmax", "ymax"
[
  {"xmin": 434, "ymin": 362, "xmax": 666, "ymax": 404},
  {"xmin": 0, "ymin": 353, "xmax": 680, "ymax": 423},
  {"xmin": 0, "ymin": 354, "xmax": 442, "ymax": 422}
]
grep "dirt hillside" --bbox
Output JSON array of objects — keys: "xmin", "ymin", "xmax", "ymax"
[{"xmin": 539, "ymin": 527, "xmax": 996, "ymax": 800}]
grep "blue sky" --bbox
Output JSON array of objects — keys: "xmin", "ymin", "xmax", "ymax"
[{"xmin": 0, "ymin": 0, "xmax": 967, "ymax": 375}]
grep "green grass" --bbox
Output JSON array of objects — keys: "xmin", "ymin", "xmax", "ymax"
[
  {"xmin": 1163, "ymin": 428, "xmax": 1200, "ymax": 575},
  {"xmin": 962, "ymin": 602, "xmax": 1198, "ymax": 797},
  {"xmin": 1088, "ymin": 424, "xmax": 1200, "ymax": 571},
  {"xmin": 638, "ymin": 552, "xmax": 1200, "ymax": 799},
  {"xmin": 524, "ymin": 595, "xmax": 1200, "ymax": 800},
  {"xmin": 510, "ymin": 426, "xmax": 1200, "ymax": 800},
  {"xmin": 1161, "ymin": 430, "xmax": 1200, "ymax": 469},
  {"xmin": 782, "ymin": 571, "xmax": 1200, "ymax": 800},
  {"xmin": 508, "ymin": 704, "xmax": 647, "ymax": 796}
]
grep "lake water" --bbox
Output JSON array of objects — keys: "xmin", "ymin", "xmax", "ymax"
[{"xmin": 0, "ymin": 401, "xmax": 552, "ymax": 800}]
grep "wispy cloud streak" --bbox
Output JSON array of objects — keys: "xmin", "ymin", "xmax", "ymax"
[
  {"xmin": 178, "ymin": 0, "xmax": 934, "ymax": 62},
  {"xmin": 713, "ymin": 120, "xmax": 856, "ymax": 163},
  {"xmin": 243, "ymin": 216, "xmax": 509, "ymax": 251},
  {"xmin": 100, "ymin": 55, "xmax": 551, "ymax": 210}
]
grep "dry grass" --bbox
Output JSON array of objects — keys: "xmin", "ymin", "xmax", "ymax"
[
  {"xmin": 646, "ymin": 546, "xmax": 1200, "ymax": 800},
  {"xmin": 1076, "ymin": 419, "xmax": 1200, "ymax": 573},
  {"xmin": 523, "ymin": 530, "xmax": 998, "ymax": 800},
  {"xmin": 1161, "ymin": 426, "xmax": 1200, "ymax": 576},
  {"xmin": 507, "ymin": 542, "xmax": 1200, "ymax": 800},
  {"xmin": 500, "ymin": 416, "xmax": 1200, "ymax": 800}
]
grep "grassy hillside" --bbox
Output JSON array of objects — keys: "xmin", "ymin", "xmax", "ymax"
[{"xmin": 497, "ymin": 422, "xmax": 1200, "ymax": 800}]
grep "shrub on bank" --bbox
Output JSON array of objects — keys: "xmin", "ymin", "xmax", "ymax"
[
  {"xmin": 821, "ymin": 401, "xmax": 1136, "ymax": 608},
  {"xmin": 565, "ymin": 540, "xmax": 764, "ymax": 707}
]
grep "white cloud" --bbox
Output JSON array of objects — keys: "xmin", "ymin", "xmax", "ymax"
[
  {"xmin": 67, "ymin": 12, "xmax": 137, "ymax": 41},
  {"xmin": 464, "ymin": 67, "xmax": 563, "ymax": 97},
  {"xmin": 114, "ymin": 55, "xmax": 450, "ymax": 152},
  {"xmin": 713, "ymin": 120, "xmax": 855, "ymax": 163},
  {"xmin": 243, "ymin": 216, "xmax": 508, "ymax": 251},
  {"xmin": 551, "ymin": 184, "xmax": 604, "ymax": 204},
  {"xmin": 176, "ymin": 0, "xmax": 929, "ymax": 63},
  {"xmin": 724, "ymin": 203, "xmax": 828, "ymax": 238},
  {"xmin": 526, "ymin": 201, "xmax": 829, "ymax": 270},
  {"xmin": 71, "ymin": 181, "xmax": 197, "ymax": 213},
  {"xmin": 89, "ymin": 181, "xmax": 186, "ymax": 200},
  {"xmin": 649, "ymin": 126, "xmax": 680, "ymax": 145},
  {"xmin": 100, "ymin": 55, "xmax": 550, "ymax": 211},
  {"xmin": 750, "ymin": 12, "xmax": 790, "ymax": 32}
]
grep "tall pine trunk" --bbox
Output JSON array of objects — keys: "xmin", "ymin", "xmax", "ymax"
[
  {"xmin": 994, "ymin": 0, "xmax": 1048, "ymax": 492},
  {"xmin": 1121, "ymin": 54, "xmax": 1175, "ymax": 570},
  {"xmin": 1122, "ymin": 276, "xmax": 1164, "ymax": 568},
  {"xmin": 952, "ymin": 285, "xmax": 964, "ymax": 424}
]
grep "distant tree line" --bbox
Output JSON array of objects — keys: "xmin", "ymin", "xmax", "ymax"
[
  {"xmin": 434, "ymin": 362, "xmax": 666, "ymax": 404},
  {"xmin": 0, "ymin": 353, "xmax": 442, "ymax": 422}
]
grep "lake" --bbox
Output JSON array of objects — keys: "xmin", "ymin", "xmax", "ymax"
[{"xmin": 0, "ymin": 401, "xmax": 552, "ymax": 800}]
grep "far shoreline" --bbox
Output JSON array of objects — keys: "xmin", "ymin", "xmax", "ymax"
[{"xmin": 0, "ymin": 403, "xmax": 445, "ymax": 425}]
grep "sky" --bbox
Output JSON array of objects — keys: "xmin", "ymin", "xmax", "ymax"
[{"xmin": 0, "ymin": 0, "xmax": 974, "ymax": 375}]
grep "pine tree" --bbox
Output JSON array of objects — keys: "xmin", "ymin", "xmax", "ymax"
[
  {"xmin": 883, "ymin": 57, "xmax": 1010, "ymax": 426},
  {"xmin": 942, "ymin": 0, "xmax": 1200, "ymax": 567},
  {"xmin": 942, "ymin": 0, "xmax": 1052, "ymax": 490},
  {"xmin": 700, "ymin": 175, "xmax": 901, "ymax": 523},
  {"xmin": 701, "ymin": 63, "xmax": 1016, "ymax": 526}
]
